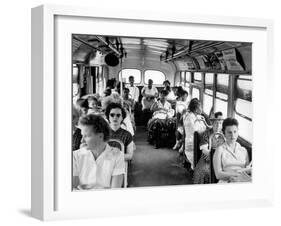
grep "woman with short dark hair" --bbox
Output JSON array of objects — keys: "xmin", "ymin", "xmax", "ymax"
[
  {"xmin": 213, "ymin": 117, "xmax": 252, "ymax": 183},
  {"xmin": 72, "ymin": 114, "xmax": 125, "ymax": 189},
  {"xmin": 106, "ymin": 103, "xmax": 134, "ymax": 161}
]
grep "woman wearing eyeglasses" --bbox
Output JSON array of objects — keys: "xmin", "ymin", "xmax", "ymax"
[{"xmin": 105, "ymin": 102, "xmax": 134, "ymax": 161}]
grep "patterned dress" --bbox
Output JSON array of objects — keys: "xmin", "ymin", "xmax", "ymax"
[{"xmin": 193, "ymin": 129, "xmax": 225, "ymax": 183}]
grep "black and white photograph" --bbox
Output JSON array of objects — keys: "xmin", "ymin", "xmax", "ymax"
[{"xmin": 72, "ymin": 34, "xmax": 252, "ymax": 190}]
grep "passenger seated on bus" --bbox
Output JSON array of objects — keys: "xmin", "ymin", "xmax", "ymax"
[
  {"xmin": 123, "ymin": 88, "xmax": 136, "ymax": 133},
  {"xmin": 123, "ymin": 88, "xmax": 135, "ymax": 111},
  {"xmin": 141, "ymin": 79, "xmax": 158, "ymax": 110},
  {"xmin": 116, "ymin": 81, "xmax": 126, "ymax": 95},
  {"xmin": 101, "ymin": 92, "xmax": 135, "ymax": 137},
  {"xmin": 141, "ymin": 79, "xmax": 158, "ymax": 125},
  {"xmin": 72, "ymin": 106, "xmax": 82, "ymax": 151},
  {"xmin": 150, "ymin": 89, "xmax": 173, "ymax": 117},
  {"xmin": 213, "ymin": 118, "xmax": 252, "ymax": 183},
  {"xmin": 104, "ymin": 88, "xmax": 112, "ymax": 97},
  {"xmin": 193, "ymin": 112, "xmax": 224, "ymax": 184},
  {"xmin": 87, "ymin": 96, "xmax": 103, "ymax": 115},
  {"xmin": 105, "ymin": 103, "xmax": 134, "ymax": 161},
  {"xmin": 126, "ymin": 75, "xmax": 140, "ymax": 103},
  {"xmin": 173, "ymin": 88, "xmax": 189, "ymax": 151},
  {"xmin": 73, "ymin": 114, "xmax": 125, "ymax": 190},
  {"xmin": 147, "ymin": 90, "xmax": 176, "ymax": 148},
  {"xmin": 182, "ymin": 98, "xmax": 207, "ymax": 170},
  {"xmin": 75, "ymin": 98, "xmax": 89, "ymax": 116},
  {"xmin": 163, "ymin": 80, "xmax": 176, "ymax": 102},
  {"xmin": 106, "ymin": 78, "xmax": 118, "ymax": 94}
]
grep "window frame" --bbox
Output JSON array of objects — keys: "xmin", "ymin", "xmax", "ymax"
[
  {"xmin": 118, "ymin": 68, "xmax": 142, "ymax": 84},
  {"xmin": 143, "ymin": 69, "xmax": 166, "ymax": 85}
]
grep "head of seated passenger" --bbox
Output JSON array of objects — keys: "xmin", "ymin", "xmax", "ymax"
[
  {"xmin": 87, "ymin": 96, "xmax": 99, "ymax": 109},
  {"xmin": 104, "ymin": 88, "xmax": 112, "ymax": 97},
  {"xmin": 76, "ymin": 98, "xmax": 89, "ymax": 116},
  {"xmin": 148, "ymin": 79, "xmax": 153, "ymax": 88},
  {"xmin": 222, "ymin": 118, "xmax": 239, "ymax": 144},
  {"xmin": 78, "ymin": 114, "xmax": 111, "ymax": 149},
  {"xmin": 111, "ymin": 92, "xmax": 123, "ymax": 105},
  {"xmin": 129, "ymin": 76, "xmax": 135, "ymax": 86},
  {"xmin": 163, "ymin": 80, "xmax": 171, "ymax": 92},
  {"xmin": 123, "ymin": 88, "xmax": 130, "ymax": 99},
  {"xmin": 188, "ymin": 98, "xmax": 202, "ymax": 115},
  {"xmin": 106, "ymin": 78, "xmax": 117, "ymax": 90},
  {"xmin": 179, "ymin": 90, "xmax": 189, "ymax": 102},
  {"xmin": 210, "ymin": 111, "xmax": 224, "ymax": 133},
  {"xmin": 159, "ymin": 89, "xmax": 169, "ymax": 102},
  {"xmin": 105, "ymin": 102, "xmax": 127, "ymax": 128}
]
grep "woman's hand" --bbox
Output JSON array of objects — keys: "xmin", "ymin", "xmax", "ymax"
[{"xmin": 229, "ymin": 172, "xmax": 241, "ymax": 182}]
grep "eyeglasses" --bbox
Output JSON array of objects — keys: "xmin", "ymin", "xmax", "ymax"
[{"xmin": 110, "ymin": 113, "xmax": 121, "ymax": 118}]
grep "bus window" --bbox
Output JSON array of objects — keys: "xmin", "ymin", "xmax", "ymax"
[
  {"xmin": 180, "ymin": 71, "xmax": 185, "ymax": 85},
  {"xmin": 144, "ymin": 70, "xmax": 165, "ymax": 85},
  {"xmin": 203, "ymin": 92, "xmax": 213, "ymax": 114},
  {"xmin": 215, "ymin": 98, "xmax": 228, "ymax": 117},
  {"xmin": 73, "ymin": 64, "xmax": 79, "ymax": 83},
  {"xmin": 235, "ymin": 114, "xmax": 252, "ymax": 143},
  {"xmin": 237, "ymin": 76, "xmax": 252, "ymax": 101},
  {"xmin": 119, "ymin": 69, "xmax": 141, "ymax": 83},
  {"xmin": 205, "ymin": 73, "xmax": 213, "ymax": 89},
  {"xmin": 184, "ymin": 72, "xmax": 191, "ymax": 90},
  {"xmin": 215, "ymin": 91, "xmax": 228, "ymax": 117},
  {"xmin": 217, "ymin": 74, "xmax": 229, "ymax": 86},
  {"xmin": 236, "ymin": 98, "xmax": 252, "ymax": 118},
  {"xmin": 194, "ymin": 72, "xmax": 202, "ymax": 82},
  {"xmin": 235, "ymin": 75, "xmax": 252, "ymax": 142},
  {"xmin": 235, "ymin": 98, "xmax": 252, "ymax": 143},
  {"xmin": 217, "ymin": 74, "xmax": 229, "ymax": 94},
  {"xmin": 192, "ymin": 87, "xmax": 200, "ymax": 100}
]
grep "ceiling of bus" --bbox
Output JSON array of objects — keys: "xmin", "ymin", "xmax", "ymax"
[{"xmin": 72, "ymin": 34, "xmax": 252, "ymax": 73}]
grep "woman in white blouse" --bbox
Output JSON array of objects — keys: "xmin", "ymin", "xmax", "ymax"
[
  {"xmin": 73, "ymin": 114, "xmax": 125, "ymax": 190},
  {"xmin": 213, "ymin": 118, "xmax": 251, "ymax": 183}
]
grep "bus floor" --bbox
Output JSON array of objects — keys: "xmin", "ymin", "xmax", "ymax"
[{"xmin": 127, "ymin": 126, "xmax": 193, "ymax": 188}]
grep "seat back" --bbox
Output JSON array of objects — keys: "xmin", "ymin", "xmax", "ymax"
[
  {"xmin": 193, "ymin": 131, "xmax": 202, "ymax": 168},
  {"xmin": 107, "ymin": 139, "xmax": 128, "ymax": 188},
  {"xmin": 210, "ymin": 148, "xmax": 218, "ymax": 183},
  {"xmin": 108, "ymin": 139, "xmax": 125, "ymax": 153}
]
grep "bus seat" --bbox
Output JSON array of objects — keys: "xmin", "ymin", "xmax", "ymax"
[
  {"xmin": 193, "ymin": 131, "xmax": 202, "ymax": 168},
  {"xmin": 210, "ymin": 148, "xmax": 218, "ymax": 183},
  {"xmin": 108, "ymin": 139, "xmax": 128, "ymax": 188}
]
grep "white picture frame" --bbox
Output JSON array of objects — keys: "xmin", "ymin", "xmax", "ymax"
[{"xmin": 31, "ymin": 4, "xmax": 274, "ymax": 221}]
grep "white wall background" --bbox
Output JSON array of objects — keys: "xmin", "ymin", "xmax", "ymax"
[{"xmin": 0, "ymin": 0, "xmax": 280, "ymax": 225}]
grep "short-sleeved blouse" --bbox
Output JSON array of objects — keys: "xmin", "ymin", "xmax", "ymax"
[
  {"xmin": 73, "ymin": 144, "xmax": 125, "ymax": 188},
  {"xmin": 216, "ymin": 142, "xmax": 249, "ymax": 172}
]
